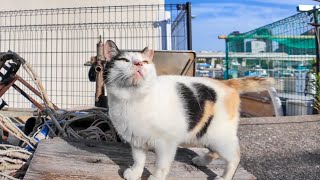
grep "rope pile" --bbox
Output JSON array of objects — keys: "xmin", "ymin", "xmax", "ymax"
[
  {"xmin": 0, "ymin": 144, "xmax": 32, "ymax": 180},
  {"xmin": 0, "ymin": 107, "xmax": 119, "ymax": 179},
  {"xmin": 0, "ymin": 52, "xmax": 120, "ymax": 179},
  {"xmin": 60, "ymin": 108, "xmax": 118, "ymax": 142},
  {"xmin": 0, "ymin": 114, "xmax": 37, "ymax": 149}
]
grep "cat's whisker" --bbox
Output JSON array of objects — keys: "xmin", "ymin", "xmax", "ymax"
[{"xmin": 107, "ymin": 73, "xmax": 127, "ymax": 84}]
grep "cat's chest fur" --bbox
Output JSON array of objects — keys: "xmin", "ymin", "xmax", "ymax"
[
  {"xmin": 107, "ymin": 83, "xmax": 188, "ymax": 147},
  {"xmin": 108, "ymin": 94, "xmax": 158, "ymax": 142}
]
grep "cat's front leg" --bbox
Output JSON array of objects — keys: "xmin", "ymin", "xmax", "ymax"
[
  {"xmin": 124, "ymin": 146, "xmax": 146, "ymax": 180},
  {"xmin": 148, "ymin": 141, "xmax": 177, "ymax": 180}
]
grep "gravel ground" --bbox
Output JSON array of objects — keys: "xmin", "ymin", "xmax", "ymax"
[{"xmin": 239, "ymin": 115, "xmax": 320, "ymax": 180}]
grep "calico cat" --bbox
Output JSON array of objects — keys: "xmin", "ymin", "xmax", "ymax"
[{"xmin": 103, "ymin": 40, "xmax": 274, "ymax": 180}]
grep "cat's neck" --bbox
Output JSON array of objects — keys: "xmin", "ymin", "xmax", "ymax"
[{"xmin": 106, "ymin": 81, "xmax": 156, "ymax": 100}]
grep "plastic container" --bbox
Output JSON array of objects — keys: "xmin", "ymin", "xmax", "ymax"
[{"xmin": 286, "ymin": 100, "xmax": 314, "ymax": 116}]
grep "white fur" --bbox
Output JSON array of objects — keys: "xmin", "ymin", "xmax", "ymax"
[{"xmin": 105, "ymin": 49, "xmax": 240, "ymax": 180}]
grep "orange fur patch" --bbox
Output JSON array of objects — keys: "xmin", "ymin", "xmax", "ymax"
[
  {"xmin": 221, "ymin": 77, "xmax": 274, "ymax": 93},
  {"xmin": 224, "ymin": 89, "xmax": 240, "ymax": 120},
  {"xmin": 222, "ymin": 79, "xmax": 242, "ymax": 91},
  {"xmin": 208, "ymin": 78, "xmax": 240, "ymax": 120},
  {"xmin": 206, "ymin": 151, "xmax": 220, "ymax": 160},
  {"xmin": 190, "ymin": 100, "xmax": 214, "ymax": 136}
]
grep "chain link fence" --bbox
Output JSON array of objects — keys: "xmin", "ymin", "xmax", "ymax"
[{"xmin": 0, "ymin": 3, "xmax": 192, "ymax": 109}]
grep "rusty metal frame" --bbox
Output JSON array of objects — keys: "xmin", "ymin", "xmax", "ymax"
[{"xmin": 0, "ymin": 51, "xmax": 58, "ymax": 111}]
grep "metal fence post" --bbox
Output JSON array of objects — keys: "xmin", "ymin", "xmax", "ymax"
[
  {"xmin": 225, "ymin": 39, "xmax": 229, "ymax": 79},
  {"xmin": 312, "ymin": 8, "xmax": 320, "ymax": 114},
  {"xmin": 218, "ymin": 35, "xmax": 229, "ymax": 79},
  {"xmin": 186, "ymin": 2, "xmax": 192, "ymax": 50},
  {"xmin": 313, "ymin": 9, "xmax": 320, "ymax": 74}
]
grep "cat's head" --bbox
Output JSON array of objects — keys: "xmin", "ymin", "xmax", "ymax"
[{"xmin": 103, "ymin": 40, "xmax": 157, "ymax": 88}]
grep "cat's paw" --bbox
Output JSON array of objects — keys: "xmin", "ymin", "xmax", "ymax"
[
  {"xmin": 214, "ymin": 176, "xmax": 224, "ymax": 180},
  {"xmin": 192, "ymin": 156, "xmax": 207, "ymax": 167},
  {"xmin": 147, "ymin": 175, "xmax": 159, "ymax": 180},
  {"xmin": 123, "ymin": 168, "xmax": 141, "ymax": 180}
]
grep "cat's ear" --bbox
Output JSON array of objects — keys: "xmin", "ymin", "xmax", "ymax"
[
  {"xmin": 104, "ymin": 40, "xmax": 120, "ymax": 61},
  {"xmin": 141, "ymin": 47, "xmax": 154, "ymax": 61}
]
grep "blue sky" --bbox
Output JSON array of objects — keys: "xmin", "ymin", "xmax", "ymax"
[{"xmin": 166, "ymin": 0, "xmax": 314, "ymax": 51}]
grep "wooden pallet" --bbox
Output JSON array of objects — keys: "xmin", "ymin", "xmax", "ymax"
[{"xmin": 24, "ymin": 138, "xmax": 256, "ymax": 180}]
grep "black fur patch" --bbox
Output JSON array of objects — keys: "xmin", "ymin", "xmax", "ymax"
[
  {"xmin": 197, "ymin": 115, "xmax": 213, "ymax": 138},
  {"xmin": 176, "ymin": 83, "xmax": 201, "ymax": 131},
  {"xmin": 103, "ymin": 53, "xmax": 123, "ymax": 83},
  {"xmin": 176, "ymin": 82, "xmax": 217, "ymax": 135},
  {"xmin": 193, "ymin": 83, "xmax": 217, "ymax": 102}
]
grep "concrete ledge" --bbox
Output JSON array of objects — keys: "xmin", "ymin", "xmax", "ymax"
[
  {"xmin": 240, "ymin": 115, "xmax": 320, "ymax": 125},
  {"xmin": 24, "ymin": 138, "xmax": 256, "ymax": 180}
]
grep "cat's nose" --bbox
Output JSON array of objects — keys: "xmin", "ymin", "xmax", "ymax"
[{"xmin": 134, "ymin": 61, "xmax": 143, "ymax": 66}]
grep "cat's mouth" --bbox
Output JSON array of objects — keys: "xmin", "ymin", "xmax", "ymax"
[
  {"xmin": 137, "ymin": 70, "xmax": 144, "ymax": 78},
  {"xmin": 134, "ymin": 70, "xmax": 144, "ymax": 80},
  {"xmin": 131, "ymin": 69, "xmax": 145, "ymax": 85}
]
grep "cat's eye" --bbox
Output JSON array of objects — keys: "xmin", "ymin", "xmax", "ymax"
[
  {"xmin": 142, "ymin": 60, "xmax": 149, "ymax": 64},
  {"xmin": 117, "ymin": 58, "xmax": 130, "ymax": 62}
]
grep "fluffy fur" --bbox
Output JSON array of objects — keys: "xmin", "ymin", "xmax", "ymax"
[{"xmin": 103, "ymin": 40, "xmax": 274, "ymax": 180}]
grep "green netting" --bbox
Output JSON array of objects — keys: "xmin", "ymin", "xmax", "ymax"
[
  {"xmin": 224, "ymin": 11, "xmax": 319, "ymax": 116},
  {"xmin": 228, "ymin": 34, "xmax": 315, "ymax": 49},
  {"xmin": 227, "ymin": 12, "xmax": 317, "ymax": 50}
]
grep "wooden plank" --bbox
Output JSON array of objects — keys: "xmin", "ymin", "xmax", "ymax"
[{"xmin": 24, "ymin": 138, "xmax": 256, "ymax": 180}]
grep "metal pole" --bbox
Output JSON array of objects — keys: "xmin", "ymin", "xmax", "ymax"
[
  {"xmin": 225, "ymin": 39, "xmax": 229, "ymax": 79},
  {"xmin": 186, "ymin": 2, "xmax": 192, "ymax": 50},
  {"xmin": 314, "ymin": 9, "xmax": 320, "ymax": 74},
  {"xmin": 315, "ymin": 12, "xmax": 320, "ymax": 74},
  {"xmin": 218, "ymin": 35, "xmax": 229, "ymax": 79},
  {"xmin": 94, "ymin": 36, "xmax": 107, "ymax": 108},
  {"xmin": 312, "ymin": 7, "xmax": 320, "ymax": 114}
]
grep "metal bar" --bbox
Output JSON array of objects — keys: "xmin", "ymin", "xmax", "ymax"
[
  {"xmin": 94, "ymin": 38, "xmax": 106, "ymax": 108},
  {"xmin": 16, "ymin": 76, "xmax": 58, "ymax": 110},
  {"xmin": 313, "ymin": 9, "xmax": 320, "ymax": 74},
  {"xmin": 180, "ymin": 59, "xmax": 191, "ymax": 76},
  {"xmin": 180, "ymin": 58, "xmax": 195, "ymax": 76},
  {"xmin": 227, "ymin": 35, "xmax": 315, "ymax": 39},
  {"xmin": 12, "ymin": 84, "xmax": 44, "ymax": 110},
  {"xmin": 16, "ymin": 76, "xmax": 42, "ymax": 98},
  {"xmin": 186, "ymin": 2, "xmax": 192, "ymax": 50},
  {"xmin": 225, "ymin": 39, "xmax": 229, "ymax": 79},
  {"xmin": 0, "ymin": 76, "xmax": 18, "ymax": 97}
]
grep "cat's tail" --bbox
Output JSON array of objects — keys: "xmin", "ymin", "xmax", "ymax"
[{"xmin": 221, "ymin": 77, "xmax": 274, "ymax": 94}]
